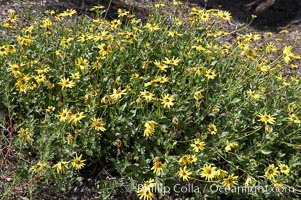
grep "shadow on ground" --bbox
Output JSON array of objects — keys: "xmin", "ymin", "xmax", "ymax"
[{"xmin": 193, "ymin": 0, "xmax": 301, "ymax": 31}]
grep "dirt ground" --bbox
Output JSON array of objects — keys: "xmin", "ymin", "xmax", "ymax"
[
  {"xmin": 195, "ymin": 0, "xmax": 301, "ymax": 31},
  {"xmin": 0, "ymin": 0, "xmax": 300, "ymax": 199}
]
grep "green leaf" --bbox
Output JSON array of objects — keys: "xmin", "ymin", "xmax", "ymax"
[
  {"xmin": 230, "ymin": 98, "xmax": 241, "ymax": 104},
  {"xmin": 211, "ymin": 61, "xmax": 218, "ymax": 66},
  {"xmin": 291, "ymin": 162, "xmax": 301, "ymax": 168},
  {"xmin": 260, "ymin": 149, "xmax": 272, "ymax": 155}
]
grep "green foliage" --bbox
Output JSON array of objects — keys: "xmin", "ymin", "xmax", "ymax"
[{"xmin": 0, "ymin": 2, "xmax": 301, "ymax": 199}]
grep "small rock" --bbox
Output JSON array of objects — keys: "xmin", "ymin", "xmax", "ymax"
[{"xmin": 7, "ymin": 8, "xmax": 16, "ymax": 14}]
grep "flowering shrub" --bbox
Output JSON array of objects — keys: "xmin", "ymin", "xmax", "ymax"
[{"xmin": 1, "ymin": 1, "xmax": 301, "ymax": 199}]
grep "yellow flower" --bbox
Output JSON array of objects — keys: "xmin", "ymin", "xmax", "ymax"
[
  {"xmin": 178, "ymin": 155, "xmax": 190, "ymax": 166},
  {"xmin": 3, "ymin": 20, "xmax": 16, "ymax": 29},
  {"xmin": 52, "ymin": 161, "xmax": 69, "ymax": 174},
  {"xmin": 70, "ymin": 112, "xmax": 86, "ymax": 125},
  {"xmin": 155, "ymin": 3, "xmax": 165, "ymax": 8},
  {"xmin": 190, "ymin": 139, "xmax": 205, "ymax": 152},
  {"xmin": 190, "ymin": 7, "xmax": 202, "ymax": 16},
  {"xmin": 178, "ymin": 166, "xmax": 192, "ymax": 181},
  {"xmin": 137, "ymin": 179, "xmax": 156, "ymax": 200},
  {"xmin": 117, "ymin": 8, "xmax": 130, "ymax": 17},
  {"xmin": 208, "ymin": 123, "xmax": 217, "ymax": 134},
  {"xmin": 140, "ymin": 90, "xmax": 155, "ymax": 102},
  {"xmin": 98, "ymin": 43, "xmax": 113, "ymax": 57},
  {"xmin": 111, "ymin": 88, "xmax": 127, "ymax": 100},
  {"xmin": 174, "ymin": 17, "xmax": 183, "ymax": 25},
  {"xmin": 216, "ymin": 169, "xmax": 228, "ymax": 178},
  {"xmin": 283, "ymin": 56, "xmax": 291, "ymax": 64},
  {"xmin": 29, "ymin": 161, "xmax": 47, "ymax": 172},
  {"xmin": 289, "ymin": 113, "xmax": 301, "ymax": 123},
  {"xmin": 290, "ymin": 76, "xmax": 299, "ymax": 83},
  {"xmin": 143, "ymin": 120, "xmax": 157, "ymax": 137},
  {"xmin": 90, "ymin": 5, "xmax": 105, "ymax": 11},
  {"xmin": 16, "ymin": 76, "xmax": 30, "ymax": 92},
  {"xmin": 90, "ymin": 117, "xmax": 106, "ymax": 131},
  {"xmin": 218, "ymin": 10, "xmax": 231, "ymax": 20},
  {"xmin": 187, "ymin": 155, "xmax": 197, "ymax": 164},
  {"xmin": 0, "ymin": 45, "xmax": 8, "ymax": 56},
  {"xmin": 200, "ymin": 12, "xmax": 210, "ymax": 22},
  {"xmin": 167, "ymin": 31, "xmax": 183, "ymax": 38},
  {"xmin": 8, "ymin": 12, "xmax": 18, "ymax": 22},
  {"xmin": 265, "ymin": 164, "xmax": 279, "ymax": 180},
  {"xmin": 91, "ymin": 60, "xmax": 101, "ymax": 70},
  {"xmin": 283, "ymin": 45, "xmax": 294, "ymax": 57},
  {"xmin": 225, "ymin": 140, "xmax": 239, "ymax": 152},
  {"xmin": 71, "ymin": 154, "xmax": 86, "ymax": 169},
  {"xmin": 192, "ymin": 66, "xmax": 206, "ymax": 75},
  {"xmin": 67, "ymin": 133, "xmax": 74, "ymax": 144},
  {"xmin": 145, "ymin": 23, "xmax": 160, "ymax": 31},
  {"xmin": 290, "ymin": 64, "xmax": 299, "ymax": 69},
  {"xmin": 110, "ymin": 19, "xmax": 122, "ymax": 29},
  {"xmin": 34, "ymin": 74, "xmax": 47, "ymax": 83},
  {"xmin": 163, "ymin": 57, "xmax": 181, "ymax": 66},
  {"xmin": 154, "ymin": 75, "xmax": 169, "ymax": 83},
  {"xmin": 58, "ymin": 77, "xmax": 76, "ymax": 89},
  {"xmin": 172, "ymin": 117, "xmax": 179, "ymax": 125},
  {"xmin": 258, "ymin": 113, "xmax": 276, "ymax": 125},
  {"xmin": 144, "ymin": 80, "xmax": 155, "ymax": 87},
  {"xmin": 172, "ymin": 1, "xmax": 182, "ymax": 6},
  {"xmin": 56, "ymin": 9, "xmax": 77, "ymax": 18},
  {"xmin": 46, "ymin": 106, "xmax": 55, "ymax": 113},
  {"xmin": 76, "ymin": 57, "xmax": 89, "ymax": 71},
  {"xmin": 55, "ymin": 49, "xmax": 64, "ymax": 56},
  {"xmin": 223, "ymin": 174, "xmax": 239, "ymax": 187},
  {"xmin": 161, "ymin": 94, "xmax": 175, "ymax": 108},
  {"xmin": 266, "ymin": 42, "xmax": 277, "ymax": 54},
  {"xmin": 212, "ymin": 107, "xmax": 220, "ymax": 113},
  {"xmin": 205, "ymin": 69, "xmax": 216, "ymax": 79},
  {"xmin": 154, "ymin": 60, "xmax": 169, "ymax": 71},
  {"xmin": 60, "ymin": 37, "xmax": 73, "ymax": 49},
  {"xmin": 16, "ymin": 35, "xmax": 33, "ymax": 46},
  {"xmin": 137, "ymin": 186, "xmax": 154, "ymax": 200},
  {"xmin": 131, "ymin": 73, "xmax": 141, "ymax": 80},
  {"xmin": 151, "ymin": 159, "xmax": 164, "ymax": 175},
  {"xmin": 36, "ymin": 65, "xmax": 50, "ymax": 74},
  {"xmin": 201, "ymin": 164, "xmax": 217, "ymax": 181},
  {"xmin": 70, "ymin": 72, "xmax": 81, "ymax": 80},
  {"xmin": 77, "ymin": 34, "xmax": 93, "ymax": 43},
  {"xmin": 40, "ymin": 17, "xmax": 52, "ymax": 29},
  {"xmin": 17, "ymin": 128, "xmax": 32, "ymax": 142},
  {"xmin": 246, "ymin": 90, "xmax": 261, "ymax": 99},
  {"xmin": 143, "ymin": 178, "xmax": 156, "ymax": 190},
  {"xmin": 287, "ymin": 102, "xmax": 297, "ymax": 112},
  {"xmin": 273, "ymin": 179, "xmax": 284, "ymax": 189},
  {"xmin": 58, "ymin": 108, "xmax": 71, "ymax": 122},
  {"xmin": 194, "ymin": 91, "xmax": 203, "ymax": 101},
  {"xmin": 8, "ymin": 63, "xmax": 23, "ymax": 77},
  {"xmin": 245, "ymin": 176, "xmax": 256, "ymax": 186},
  {"xmin": 279, "ymin": 164, "xmax": 290, "ymax": 176},
  {"xmin": 101, "ymin": 95, "xmax": 116, "ymax": 104}
]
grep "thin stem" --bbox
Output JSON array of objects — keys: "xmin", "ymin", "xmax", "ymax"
[{"xmin": 0, "ymin": 113, "xmax": 13, "ymax": 171}]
